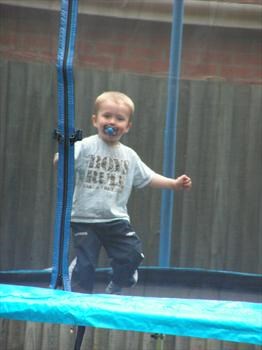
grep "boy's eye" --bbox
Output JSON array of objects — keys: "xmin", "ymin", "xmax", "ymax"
[
  {"xmin": 102, "ymin": 113, "xmax": 126, "ymax": 122},
  {"xmin": 116, "ymin": 115, "xmax": 126, "ymax": 122}
]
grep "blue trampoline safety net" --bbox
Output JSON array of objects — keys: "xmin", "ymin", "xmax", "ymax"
[{"xmin": 1, "ymin": 0, "xmax": 262, "ymax": 349}]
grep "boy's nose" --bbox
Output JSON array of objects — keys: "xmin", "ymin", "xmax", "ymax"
[{"xmin": 108, "ymin": 116, "xmax": 116, "ymax": 124}]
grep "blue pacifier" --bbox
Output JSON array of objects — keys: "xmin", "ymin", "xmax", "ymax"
[{"xmin": 104, "ymin": 125, "xmax": 118, "ymax": 136}]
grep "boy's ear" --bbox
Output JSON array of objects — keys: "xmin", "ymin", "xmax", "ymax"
[
  {"xmin": 92, "ymin": 114, "xmax": 97, "ymax": 127},
  {"xmin": 126, "ymin": 121, "xmax": 132, "ymax": 132}
]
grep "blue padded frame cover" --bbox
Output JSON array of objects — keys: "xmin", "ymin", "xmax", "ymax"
[{"xmin": 0, "ymin": 284, "xmax": 261, "ymax": 345}]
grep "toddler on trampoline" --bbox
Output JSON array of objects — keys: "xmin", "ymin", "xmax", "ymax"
[{"xmin": 54, "ymin": 91, "xmax": 192, "ymax": 294}]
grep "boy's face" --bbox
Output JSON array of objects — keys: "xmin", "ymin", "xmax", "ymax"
[{"xmin": 92, "ymin": 100, "xmax": 132, "ymax": 145}]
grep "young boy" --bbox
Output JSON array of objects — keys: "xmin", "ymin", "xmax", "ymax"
[{"xmin": 55, "ymin": 91, "xmax": 192, "ymax": 294}]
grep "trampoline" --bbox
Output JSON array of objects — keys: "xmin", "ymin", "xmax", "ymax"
[
  {"xmin": 1, "ymin": 0, "xmax": 262, "ymax": 349},
  {"xmin": 1, "ymin": 267, "xmax": 261, "ymax": 346}
]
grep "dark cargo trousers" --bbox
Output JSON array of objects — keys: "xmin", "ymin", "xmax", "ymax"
[{"xmin": 71, "ymin": 220, "xmax": 144, "ymax": 293}]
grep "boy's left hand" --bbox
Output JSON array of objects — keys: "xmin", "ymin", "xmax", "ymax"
[{"xmin": 176, "ymin": 174, "xmax": 192, "ymax": 190}]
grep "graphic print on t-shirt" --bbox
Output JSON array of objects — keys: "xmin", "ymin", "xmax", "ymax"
[{"xmin": 79, "ymin": 154, "xmax": 129, "ymax": 192}]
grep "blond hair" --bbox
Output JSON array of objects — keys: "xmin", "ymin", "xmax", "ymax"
[{"xmin": 94, "ymin": 91, "xmax": 135, "ymax": 118}]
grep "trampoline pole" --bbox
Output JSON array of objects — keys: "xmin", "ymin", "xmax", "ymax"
[
  {"xmin": 51, "ymin": 0, "xmax": 79, "ymax": 291},
  {"xmin": 151, "ymin": 333, "xmax": 165, "ymax": 350},
  {"xmin": 159, "ymin": 0, "xmax": 185, "ymax": 267},
  {"xmin": 74, "ymin": 326, "xmax": 86, "ymax": 350}
]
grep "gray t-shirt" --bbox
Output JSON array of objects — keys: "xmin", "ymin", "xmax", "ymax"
[{"xmin": 71, "ymin": 134, "xmax": 155, "ymax": 223}]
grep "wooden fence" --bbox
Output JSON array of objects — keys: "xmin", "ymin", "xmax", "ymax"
[{"xmin": 0, "ymin": 59, "xmax": 261, "ymax": 349}]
